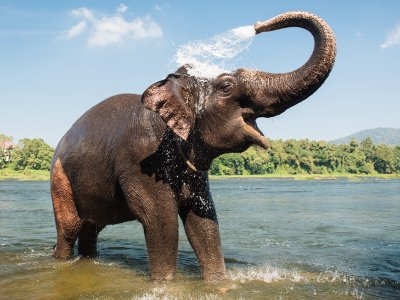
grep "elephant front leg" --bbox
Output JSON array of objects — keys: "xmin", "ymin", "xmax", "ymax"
[
  {"xmin": 180, "ymin": 197, "xmax": 226, "ymax": 281},
  {"xmin": 120, "ymin": 177, "xmax": 179, "ymax": 281},
  {"xmin": 142, "ymin": 212, "xmax": 179, "ymax": 281}
]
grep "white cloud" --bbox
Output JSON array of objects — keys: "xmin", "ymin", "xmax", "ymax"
[
  {"xmin": 64, "ymin": 4, "xmax": 162, "ymax": 47},
  {"xmin": 154, "ymin": 4, "xmax": 162, "ymax": 11},
  {"xmin": 71, "ymin": 7, "xmax": 94, "ymax": 21},
  {"xmin": 88, "ymin": 16, "xmax": 162, "ymax": 47},
  {"xmin": 64, "ymin": 20, "xmax": 87, "ymax": 39},
  {"xmin": 380, "ymin": 24, "xmax": 400, "ymax": 49}
]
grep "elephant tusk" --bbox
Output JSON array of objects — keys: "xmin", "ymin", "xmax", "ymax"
[{"xmin": 176, "ymin": 141, "xmax": 207, "ymax": 174}]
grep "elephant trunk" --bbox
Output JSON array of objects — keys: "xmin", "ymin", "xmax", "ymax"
[{"xmin": 237, "ymin": 11, "xmax": 336, "ymax": 117}]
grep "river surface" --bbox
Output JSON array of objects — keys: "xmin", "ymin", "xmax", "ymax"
[{"xmin": 0, "ymin": 178, "xmax": 399, "ymax": 299}]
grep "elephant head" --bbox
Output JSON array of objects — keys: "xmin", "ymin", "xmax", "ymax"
[{"xmin": 142, "ymin": 11, "xmax": 336, "ymax": 170}]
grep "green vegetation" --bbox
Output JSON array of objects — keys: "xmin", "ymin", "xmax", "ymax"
[
  {"xmin": 0, "ymin": 135, "xmax": 54, "ymax": 180},
  {"xmin": 0, "ymin": 169, "xmax": 50, "ymax": 181},
  {"xmin": 210, "ymin": 138, "xmax": 400, "ymax": 176},
  {"xmin": 10, "ymin": 138, "xmax": 54, "ymax": 171},
  {"xmin": 1, "ymin": 133, "xmax": 400, "ymax": 181}
]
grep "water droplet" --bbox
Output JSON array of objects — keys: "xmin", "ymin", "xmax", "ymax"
[{"xmin": 174, "ymin": 25, "xmax": 255, "ymax": 79}]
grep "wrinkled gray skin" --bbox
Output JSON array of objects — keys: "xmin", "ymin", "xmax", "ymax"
[{"xmin": 51, "ymin": 12, "xmax": 336, "ymax": 281}]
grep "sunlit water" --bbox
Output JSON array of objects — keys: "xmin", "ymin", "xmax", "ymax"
[
  {"xmin": 174, "ymin": 25, "xmax": 255, "ymax": 78},
  {"xmin": 1, "ymin": 179, "xmax": 399, "ymax": 299}
]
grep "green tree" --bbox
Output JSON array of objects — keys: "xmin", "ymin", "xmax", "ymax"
[
  {"xmin": 210, "ymin": 153, "xmax": 245, "ymax": 175},
  {"xmin": 373, "ymin": 144, "xmax": 397, "ymax": 174},
  {"xmin": 269, "ymin": 140, "xmax": 287, "ymax": 173},
  {"xmin": 219, "ymin": 153, "xmax": 245, "ymax": 175},
  {"xmin": 242, "ymin": 146, "xmax": 274, "ymax": 174},
  {"xmin": 310, "ymin": 140, "xmax": 333, "ymax": 173},
  {"xmin": 395, "ymin": 146, "xmax": 400, "ymax": 173},
  {"xmin": 11, "ymin": 138, "xmax": 54, "ymax": 171},
  {"xmin": 361, "ymin": 138, "xmax": 375, "ymax": 160},
  {"xmin": 209, "ymin": 157, "xmax": 225, "ymax": 175},
  {"xmin": 281, "ymin": 139, "xmax": 314, "ymax": 174},
  {"xmin": 331, "ymin": 140, "xmax": 367, "ymax": 174},
  {"xmin": 359, "ymin": 137, "xmax": 376, "ymax": 174}
]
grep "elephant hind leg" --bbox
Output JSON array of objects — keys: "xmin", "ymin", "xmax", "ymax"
[
  {"xmin": 78, "ymin": 221, "xmax": 105, "ymax": 257},
  {"xmin": 51, "ymin": 158, "xmax": 82, "ymax": 258}
]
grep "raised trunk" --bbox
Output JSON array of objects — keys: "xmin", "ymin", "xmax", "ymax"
[{"xmin": 237, "ymin": 11, "xmax": 336, "ymax": 117}]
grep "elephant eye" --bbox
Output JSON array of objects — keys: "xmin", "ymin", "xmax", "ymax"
[{"xmin": 217, "ymin": 79, "xmax": 234, "ymax": 96}]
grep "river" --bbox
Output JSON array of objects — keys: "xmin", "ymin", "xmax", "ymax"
[{"xmin": 0, "ymin": 178, "xmax": 399, "ymax": 299}]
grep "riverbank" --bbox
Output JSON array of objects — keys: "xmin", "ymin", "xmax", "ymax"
[
  {"xmin": 1, "ymin": 169, "xmax": 400, "ymax": 181},
  {"xmin": 0, "ymin": 169, "xmax": 50, "ymax": 181},
  {"xmin": 210, "ymin": 173, "xmax": 400, "ymax": 180}
]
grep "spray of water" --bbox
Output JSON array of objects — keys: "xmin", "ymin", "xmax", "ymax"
[{"xmin": 174, "ymin": 25, "xmax": 256, "ymax": 79}]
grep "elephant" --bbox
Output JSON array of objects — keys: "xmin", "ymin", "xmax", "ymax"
[{"xmin": 51, "ymin": 11, "xmax": 336, "ymax": 281}]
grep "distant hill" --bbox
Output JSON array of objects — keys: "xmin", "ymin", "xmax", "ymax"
[{"xmin": 330, "ymin": 128, "xmax": 400, "ymax": 145}]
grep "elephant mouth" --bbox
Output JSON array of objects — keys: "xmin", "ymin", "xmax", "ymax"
[{"xmin": 241, "ymin": 111, "xmax": 269, "ymax": 149}]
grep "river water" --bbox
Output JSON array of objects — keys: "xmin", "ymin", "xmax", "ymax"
[{"xmin": 0, "ymin": 178, "xmax": 399, "ymax": 299}]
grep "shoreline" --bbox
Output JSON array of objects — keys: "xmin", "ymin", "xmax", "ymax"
[
  {"xmin": 0, "ymin": 169, "xmax": 50, "ymax": 181},
  {"xmin": 209, "ymin": 173, "xmax": 400, "ymax": 180},
  {"xmin": 1, "ymin": 169, "xmax": 400, "ymax": 181}
]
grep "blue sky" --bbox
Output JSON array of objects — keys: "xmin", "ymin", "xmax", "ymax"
[{"xmin": 1, "ymin": 1, "xmax": 400, "ymax": 147}]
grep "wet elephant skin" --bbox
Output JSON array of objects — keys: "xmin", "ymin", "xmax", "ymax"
[{"xmin": 51, "ymin": 11, "xmax": 336, "ymax": 281}]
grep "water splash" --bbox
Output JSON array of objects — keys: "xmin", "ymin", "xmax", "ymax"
[
  {"xmin": 174, "ymin": 25, "xmax": 256, "ymax": 79},
  {"xmin": 227, "ymin": 265, "xmax": 304, "ymax": 283},
  {"xmin": 133, "ymin": 286, "xmax": 169, "ymax": 300}
]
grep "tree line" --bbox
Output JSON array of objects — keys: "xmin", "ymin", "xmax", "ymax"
[
  {"xmin": 210, "ymin": 138, "xmax": 400, "ymax": 175},
  {"xmin": 0, "ymin": 134, "xmax": 54, "ymax": 171},
  {"xmin": 1, "ymin": 133, "xmax": 400, "ymax": 175}
]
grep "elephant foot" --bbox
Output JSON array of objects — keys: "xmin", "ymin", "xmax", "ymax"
[{"xmin": 52, "ymin": 244, "xmax": 74, "ymax": 259}]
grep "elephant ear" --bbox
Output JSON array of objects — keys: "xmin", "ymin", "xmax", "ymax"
[{"xmin": 142, "ymin": 76, "xmax": 194, "ymax": 140}]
